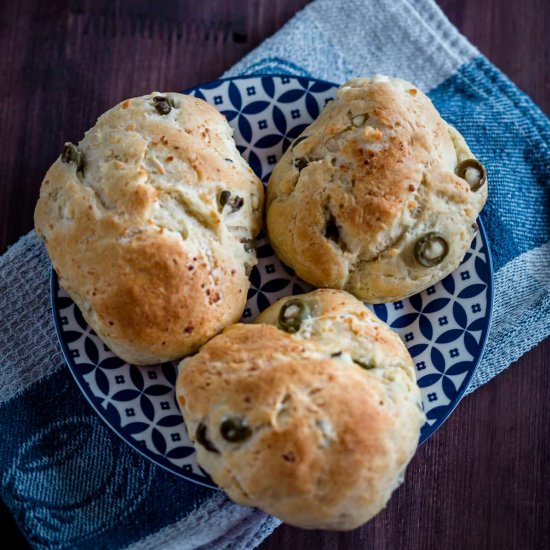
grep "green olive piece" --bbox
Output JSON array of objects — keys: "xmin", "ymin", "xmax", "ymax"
[
  {"xmin": 220, "ymin": 416, "xmax": 252, "ymax": 442},
  {"xmin": 293, "ymin": 157, "xmax": 309, "ymax": 172},
  {"xmin": 153, "ymin": 96, "xmax": 173, "ymax": 115},
  {"xmin": 353, "ymin": 358, "xmax": 376, "ymax": 370},
  {"xmin": 455, "ymin": 159, "xmax": 487, "ymax": 192},
  {"xmin": 61, "ymin": 142, "xmax": 84, "ymax": 174},
  {"xmin": 218, "ymin": 190, "xmax": 244, "ymax": 213},
  {"xmin": 242, "ymin": 239, "xmax": 255, "ymax": 253},
  {"xmin": 278, "ymin": 298, "xmax": 311, "ymax": 333},
  {"xmin": 229, "ymin": 195, "xmax": 244, "ymax": 212},
  {"xmin": 414, "ymin": 232, "xmax": 449, "ymax": 267},
  {"xmin": 195, "ymin": 423, "xmax": 219, "ymax": 453},
  {"xmin": 218, "ymin": 190, "xmax": 231, "ymax": 208},
  {"xmin": 291, "ymin": 135, "xmax": 308, "ymax": 150}
]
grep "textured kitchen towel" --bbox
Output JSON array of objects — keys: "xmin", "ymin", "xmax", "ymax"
[{"xmin": 1, "ymin": 0, "xmax": 549, "ymax": 549}]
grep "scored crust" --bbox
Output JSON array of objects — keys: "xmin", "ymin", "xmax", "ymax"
[
  {"xmin": 266, "ymin": 76, "xmax": 487, "ymax": 302},
  {"xmin": 35, "ymin": 92, "xmax": 264, "ymax": 364},
  {"xmin": 176, "ymin": 289, "xmax": 424, "ymax": 530}
]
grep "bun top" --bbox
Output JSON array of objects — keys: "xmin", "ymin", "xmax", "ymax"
[{"xmin": 35, "ymin": 92, "xmax": 264, "ymax": 364}]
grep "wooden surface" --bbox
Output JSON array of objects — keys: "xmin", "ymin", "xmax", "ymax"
[{"xmin": 0, "ymin": 0, "xmax": 548, "ymax": 548}]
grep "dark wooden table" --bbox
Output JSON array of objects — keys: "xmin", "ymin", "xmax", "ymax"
[{"xmin": 1, "ymin": 1, "xmax": 548, "ymax": 548}]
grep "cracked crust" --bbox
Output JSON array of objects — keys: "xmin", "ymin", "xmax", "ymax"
[
  {"xmin": 34, "ymin": 92, "xmax": 264, "ymax": 364},
  {"xmin": 266, "ymin": 76, "xmax": 487, "ymax": 302},
  {"xmin": 176, "ymin": 289, "xmax": 424, "ymax": 530}
]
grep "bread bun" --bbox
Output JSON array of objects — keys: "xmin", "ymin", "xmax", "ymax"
[
  {"xmin": 176, "ymin": 289, "xmax": 424, "ymax": 529},
  {"xmin": 35, "ymin": 92, "xmax": 264, "ymax": 364},
  {"xmin": 266, "ymin": 76, "xmax": 487, "ymax": 302}
]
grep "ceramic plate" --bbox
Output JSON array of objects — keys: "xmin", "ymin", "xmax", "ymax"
[{"xmin": 52, "ymin": 75, "xmax": 493, "ymax": 488}]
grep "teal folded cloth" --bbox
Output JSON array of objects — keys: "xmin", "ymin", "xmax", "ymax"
[{"xmin": 1, "ymin": 1, "xmax": 548, "ymax": 548}]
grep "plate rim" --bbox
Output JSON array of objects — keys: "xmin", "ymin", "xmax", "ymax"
[
  {"xmin": 418, "ymin": 220, "xmax": 493, "ymax": 441},
  {"xmin": 50, "ymin": 268, "xmax": 219, "ymax": 489},
  {"xmin": 50, "ymin": 73, "xmax": 494, "ymax": 481}
]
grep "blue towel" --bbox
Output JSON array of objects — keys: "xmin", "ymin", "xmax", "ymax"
[{"xmin": 1, "ymin": 0, "xmax": 548, "ymax": 548}]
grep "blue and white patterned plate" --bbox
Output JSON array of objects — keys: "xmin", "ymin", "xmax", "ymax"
[{"xmin": 52, "ymin": 75, "xmax": 493, "ymax": 488}]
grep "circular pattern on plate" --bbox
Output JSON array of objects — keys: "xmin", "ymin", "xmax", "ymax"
[{"xmin": 52, "ymin": 75, "xmax": 493, "ymax": 486}]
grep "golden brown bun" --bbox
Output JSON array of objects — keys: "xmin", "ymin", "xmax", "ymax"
[
  {"xmin": 266, "ymin": 76, "xmax": 487, "ymax": 302},
  {"xmin": 176, "ymin": 289, "xmax": 424, "ymax": 530},
  {"xmin": 35, "ymin": 92, "xmax": 264, "ymax": 364}
]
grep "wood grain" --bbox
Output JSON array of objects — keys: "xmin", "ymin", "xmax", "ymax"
[{"xmin": 0, "ymin": 1, "xmax": 548, "ymax": 549}]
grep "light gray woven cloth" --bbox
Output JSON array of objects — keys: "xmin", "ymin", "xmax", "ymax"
[{"xmin": 1, "ymin": 0, "xmax": 549, "ymax": 549}]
